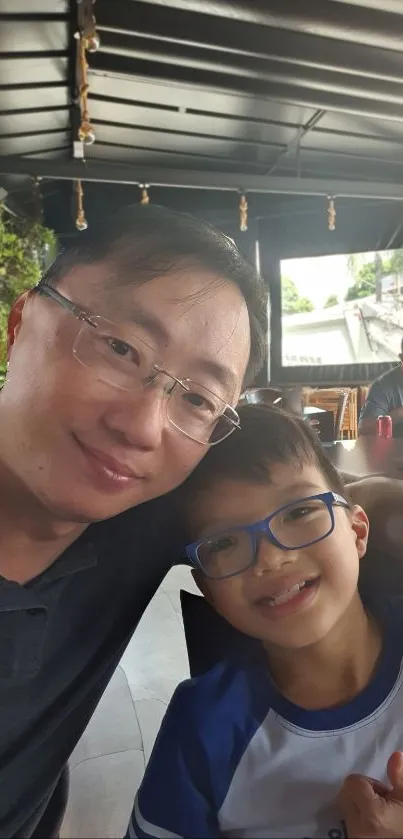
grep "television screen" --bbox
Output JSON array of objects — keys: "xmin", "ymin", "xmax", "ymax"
[{"xmin": 280, "ymin": 249, "xmax": 403, "ymax": 367}]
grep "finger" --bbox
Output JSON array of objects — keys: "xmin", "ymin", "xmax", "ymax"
[
  {"xmin": 339, "ymin": 774, "xmax": 379, "ymax": 811},
  {"xmin": 387, "ymin": 751, "xmax": 403, "ymax": 799},
  {"xmin": 343, "ymin": 775, "xmax": 378, "ymax": 798}
]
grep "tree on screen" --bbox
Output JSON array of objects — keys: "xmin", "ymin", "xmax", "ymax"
[
  {"xmin": 324, "ymin": 294, "xmax": 339, "ymax": 307},
  {"xmin": 345, "ymin": 261, "xmax": 378, "ymax": 301},
  {"xmin": 282, "ymin": 276, "xmax": 314, "ymax": 313},
  {"xmin": 345, "ymin": 249, "xmax": 403, "ymax": 302}
]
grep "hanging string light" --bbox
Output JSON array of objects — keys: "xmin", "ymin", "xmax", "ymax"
[
  {"xmin": 75, "ymin": 179, "xmax": 88, "ymax": 231},
  {"xmin": 82, "ymin": 0, "xmax": 101, "ymax": 52},
  {"xmin": 239, "ymin": 193, "xmax": 248, "ymax": 232},
  {"xmin": 139, "ymin": 184, "xmax": 150, "ymax": 205},
  {"xmin": 84, "ymin": 30, "xmax": 101, "ymax": 52},
  {"xmin": 327, "ymin": 195, "xmax": 336, "ymax": 231},
  {"xmin": 77, "ymin": 32, "xmax": 95, "ymax": 146}
]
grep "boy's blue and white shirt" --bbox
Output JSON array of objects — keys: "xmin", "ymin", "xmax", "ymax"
[{"xmin": 127, "ymin": 605, "xmax": 403, "ymax": 839}]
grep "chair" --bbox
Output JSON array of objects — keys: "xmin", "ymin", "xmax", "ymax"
[
  {"xmin": 242, "ymin": 386, "xmax": 303, "ymax": 414},
  {"xmin": 241, "ymin": 388, "xmax": 283, "ymax": 407},
  {"xmin": 341, "ymin": 388, "xmax": 358, "ymax": 440},
  {"xmin": 304, "ymin": 409, "xmax": 336, "ymax": 443},
  {"xmin": 303, "ymin": 388, "xmax": 349, "ymax": 440},
  {"xmin": 180, "ymin": 590, "xmax": 256, "ymax": 678}
]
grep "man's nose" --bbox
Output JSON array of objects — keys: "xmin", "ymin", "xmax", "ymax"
[
  {"xmin": 103, "ymin": 383, "xmax": 168, "ymax": 450},
  {"xmin": 253, "ymin": 534, "xmax": 297, "ymax": 576}
]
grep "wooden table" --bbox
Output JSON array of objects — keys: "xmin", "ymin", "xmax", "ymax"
[{"xmin": 324, "ymin": 438, "xmax": 403, "ymax": 480}]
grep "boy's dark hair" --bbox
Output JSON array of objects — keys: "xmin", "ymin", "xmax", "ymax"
[
  {"xmin": 40, "ymin": 204, "xmax": 266, "ymax": 386},
  {"xmin": 182, "ymin": 404, "xmax": 345, "ymax": 497}
]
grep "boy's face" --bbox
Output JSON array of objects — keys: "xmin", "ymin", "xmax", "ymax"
[{"xmin": 192, "ymin": 461, "xmax": 369, "ymax": 651}]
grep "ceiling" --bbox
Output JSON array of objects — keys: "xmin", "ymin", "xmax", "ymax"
[{"xmin": 3, "ymin": 0, "xmax": 403, "ymax": 242}]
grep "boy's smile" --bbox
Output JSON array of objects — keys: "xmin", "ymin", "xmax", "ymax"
[
  {"xmin": 190, "ymin": 461, "xmax": 369, "ymax": 651},
  {"xmin": 253, "ymin": 573, "xmax": 321, "ymax": 619}
]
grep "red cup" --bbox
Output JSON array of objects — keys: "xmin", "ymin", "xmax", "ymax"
[{"xmin": 377, "ymin": 415, "xmax": 393, "ymax": 438}]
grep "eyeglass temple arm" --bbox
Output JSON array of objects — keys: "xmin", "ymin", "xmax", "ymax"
[
  {"xmin": 333, "ymin": 492, "xmax": 350, "ymax": 508},
  {"xmin": 35, "ymin": 284, "xmax": 94, "ymax": 325}
]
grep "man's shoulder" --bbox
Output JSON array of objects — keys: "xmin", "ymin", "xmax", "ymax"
[
  {"xmin": 87, "ymin": 493, "xmax": 185, "ymax": 587},
  {"xmin": 90, "ymin": 493, "xmax": 183, "ymax": 552},
  {"xmin": 373, "ymin": 365, "xmax": 402, "ymax": 390}
]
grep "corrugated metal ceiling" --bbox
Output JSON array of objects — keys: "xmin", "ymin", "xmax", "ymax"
[{"xmin": 2, "ymin": 0, "xmax": 403, "ymax": 232}]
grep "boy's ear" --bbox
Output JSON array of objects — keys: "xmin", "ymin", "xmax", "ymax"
[
  {"xmin": 191, "ymin": 569, "xmax": 213, "ymax": 604},
  {"xmin": 350, "ymin": 505, "xmax": 369, "ymax": 559}
]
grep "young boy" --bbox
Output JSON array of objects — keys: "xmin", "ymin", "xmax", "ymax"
[{"xmin": 127, "ymin": 405, "xmax": 403, "ymax": 839}]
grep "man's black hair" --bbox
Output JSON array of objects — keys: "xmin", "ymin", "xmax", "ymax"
[
  {"xmin": 40, "ymin": 204, "xmax": 267, "ymax": 386},
  {"xmin": 181, "ymin": 404, "xmax": 345, "ymax": 498}
]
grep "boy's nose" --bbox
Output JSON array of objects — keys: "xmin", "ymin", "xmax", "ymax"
[{"xmin": 253, "ymin": 534, "xmax": 298, "ymax": 576}]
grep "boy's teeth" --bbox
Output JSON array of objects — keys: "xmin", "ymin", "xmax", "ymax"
[{"xmin": 269, "ymin": 582, "xmax": 304, "ymax": 606}]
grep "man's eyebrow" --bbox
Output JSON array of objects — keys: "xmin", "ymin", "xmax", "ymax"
[
  {"xmin": 124, "ymin": 308, "xmax": 237, "ymax": 394},
  {"xmin": 192, "ymin": 359, "xmax": 237, "ymax": 394},
  {"xmin": 125, "ymin": 307, "xmax": 170, "ymax": 346}
]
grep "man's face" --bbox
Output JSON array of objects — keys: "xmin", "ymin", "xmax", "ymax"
[{"xmin": 1, "ymin": 262, "xmax": 250, "ymax": 522}]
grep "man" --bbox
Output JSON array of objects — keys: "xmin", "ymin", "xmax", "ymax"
[
  {"xmin": 0, "ymin": 204, "xmax": 265, "ymax": 838},
  {"xmin": 359, "ymin": 339, "xmax": 403, "ymax": 435}
]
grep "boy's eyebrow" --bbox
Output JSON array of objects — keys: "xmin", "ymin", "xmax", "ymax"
[{"xmin": 280, "ymin": 481, "xmax": 325, "ymax": 496}]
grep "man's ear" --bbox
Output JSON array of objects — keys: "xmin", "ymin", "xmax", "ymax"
[
  {"xmin": 7, "ymin": 291, "xmax": 30, "ymax": 356},
  {"xmin": 350, "ymin": 505, "xmax": 370, "ymax": 559}
]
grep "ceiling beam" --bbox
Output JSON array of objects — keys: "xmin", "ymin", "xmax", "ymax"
[
  {"xmin": 266, "ymin": 109, "xmax": 326, "ymax": 176},
  {"xmin": 2, "ymin": 155, "xmax": 403, "ymax": 200}
]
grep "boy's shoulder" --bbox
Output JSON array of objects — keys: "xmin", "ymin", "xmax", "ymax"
[{"xmin": 168, "ymin": 654, "xmax": 273, "ymax": 742}]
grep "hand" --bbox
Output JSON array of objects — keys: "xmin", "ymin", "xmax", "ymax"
[{"xmin": 338, "ymin": 752, "xmax": 403, "ymax": 838}]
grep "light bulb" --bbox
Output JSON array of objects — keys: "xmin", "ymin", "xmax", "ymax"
[
  {"xmin": 76, "ymin": 216, "xmax": 88, "ymax": 231},
  {"xmin": 85, "ymin": 32, "xmax": 101, "ymax": 53},
  {"xmin": 78, "ymin": 122, "xmax": 96, "ymax": 145}
]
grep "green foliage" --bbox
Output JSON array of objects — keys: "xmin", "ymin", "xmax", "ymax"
[
  {"xmin": 345, "ymin": 248, "xmax": 403, "ymax": 302},
  {"xmin": 0, "ymin": 207, "xmax": 56, "ymax": 375},
  {"xmin": 324, "ymin": 294, "xmax": 339, "ymax": 308},
  {"xmin": 282, "ymin": 275, "xmax": 314, "ymax": 314},
  {"xmin": 389, "ymin": 248, "xmax": 403, "ymax": 277},
  {"xmin": 345, "ymin": 261, "xmax": 378, "ymax": 301}
]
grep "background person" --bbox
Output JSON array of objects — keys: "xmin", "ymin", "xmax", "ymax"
[{"xmin": 359, "ymin": 338, "xmax": 403, "ymax": 435}]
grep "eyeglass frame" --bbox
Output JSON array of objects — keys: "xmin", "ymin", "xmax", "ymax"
[
  {"xmin": 33, "ymin": 283, "xmax": 241, "ymax": 446},
  {"xmin": 184, "ymin": 491, "xmax": 350, "ymax": 580}
]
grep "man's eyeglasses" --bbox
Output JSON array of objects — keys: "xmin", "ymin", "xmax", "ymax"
[
  {"xmin": 185, "ymin": 492, "xmax": 350, "ymax": 579},
  {"xmin": 34, "ymin": 284, "xmax": 240, "ymax": 446}
]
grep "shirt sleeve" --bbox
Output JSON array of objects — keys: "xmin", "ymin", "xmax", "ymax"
[
  {"xmin": 359, "ymin": 379, "xmax": 391, "ymax": 421},
  {"xmin": 125, "ymin": 682, "xmax": 220, "ymax": 839}
]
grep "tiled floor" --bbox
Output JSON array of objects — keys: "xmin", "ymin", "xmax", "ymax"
[{"xmin": 61, "ymin": 567, "xmax": 198, "ymax": 839}]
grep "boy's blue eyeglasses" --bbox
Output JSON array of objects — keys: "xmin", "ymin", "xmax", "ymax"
[{"xmin": 185, "ymin": 491, "xmax": 350, "ymax": 580}]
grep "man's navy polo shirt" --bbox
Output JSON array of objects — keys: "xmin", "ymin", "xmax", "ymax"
[{"xmin": 0, "ymin": 494, "xmax": 182, "ymax": 838}]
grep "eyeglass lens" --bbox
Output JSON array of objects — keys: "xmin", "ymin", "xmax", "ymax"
[
  {"xmin": 196, "ymin": 498, "xmax": 333, "ymax": 578},
  {"xmin": 72, "ymin": 318, "xmax": 235, "ymax": 445}
]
